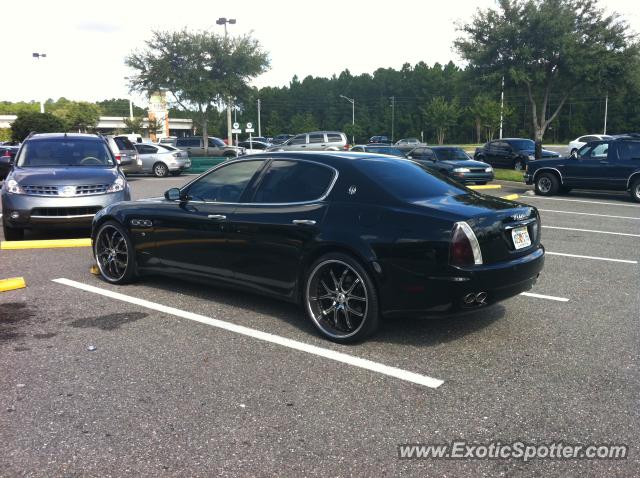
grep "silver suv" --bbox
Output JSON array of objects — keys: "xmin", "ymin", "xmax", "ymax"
[
  {"xmin": 175, "ymin": 136, "xmax": 244, "ymax": 157},
  {"xmin": 266, "ymin": 131, "xmax": 348, "ymax": 152},
  {"xmin": 106, "ymin": 135, "xmax": 142, "ymax": 174}
]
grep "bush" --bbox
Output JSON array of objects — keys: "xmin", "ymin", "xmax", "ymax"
[
  {"xmin": 0, "ymin": 128, "xmax": 11, "ymax": 142},
  {"xmin": 10, "ymin": 112, "xmax": 67, "ymax": 141}
]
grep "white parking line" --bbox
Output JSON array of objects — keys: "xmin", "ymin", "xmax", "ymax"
[
  {"xmin": 543, "ymin": 225, "xmax": 640, "ymax": 238},
  {"xmin": 521, "ymin": 292, "xmax": 570, "ymax": 302},
  {"xmin": 526, "ymin": 196, "xmax": 640, "ymax": 208},
  {"xmin": 546, "ymin": 251, "xmax": 638, "ymax": 264},
  {"xmin": 52, "ymin": 278, "xmax": 444, "ymax": 389},
  {"xmin": 539, "ymin": 209, "xmax": 640, "ymax": 220}
]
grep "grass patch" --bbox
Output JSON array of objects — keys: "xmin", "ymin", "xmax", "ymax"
[{"xmin": 494, "ymin": 169, "xmax": 525, "ymax": 182}]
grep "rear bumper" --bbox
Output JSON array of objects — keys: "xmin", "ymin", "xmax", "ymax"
[
  {"xmin": 382, "ymin": 245, "xmax": 545, "ymax": 318},
  {"xmin": 168, "ymin": 159, "xmax": 191, "ymax": 171},
  {"xmin": 1, "ymin": 190, "xmax": 129, "ymax": 229}
]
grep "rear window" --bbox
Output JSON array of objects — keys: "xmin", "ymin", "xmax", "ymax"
[
  {"xmin": 114, "ymin": 137, "xmax": 135, "ymax": 150},
  {"xmin": 354, "ymin": 158, "xmax": 465, "ymax": 200},
  {"xmin": 177, "ymin": 138, "xmax": 200, "ymax": 147},
  {"xmin": 17, "ymin": 139, "xmax": 115, "ymax": 167}
]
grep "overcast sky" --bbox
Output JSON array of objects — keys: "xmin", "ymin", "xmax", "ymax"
[{"xmin": 2, "ymin": 0, "xmax": 638, "ymax": 107}]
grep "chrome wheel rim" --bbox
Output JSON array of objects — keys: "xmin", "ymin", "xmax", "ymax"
[
  {"xmin": 538, "ymin": 177, "xmax": 552, "ymax": 193},
  {"xmin": 635, "ymin": 184, "xmax": 640, "ymax": 199},
  {"xmin": 155, "ymin": 164, "xmax": 167, "ymax": 176},
  {"xmin": 306, "ymin": 260, "xmax": 368, "ymax": 339},
  {"xmin": 514, "ymin": 161, "xmax": 523, "ymax": 171},
  {"xmin": 95, "ymin": 225, "xmax": 129, "ymax": 281}
]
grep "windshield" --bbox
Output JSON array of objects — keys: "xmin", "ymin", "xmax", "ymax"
[
  {"xmin": 508, "ymin": 139, "xmax": 535, "ymax": 151},
  {"xmin": 433, "ymin": 148, "xmax": 470, "ymax": 161},
  {"xmin": 17, "ymin": 139, "xmax": 115, "ymax": 167},
  {"xmin": 354, "ymin": 157, "xmax": 466, "ymax": 200}
]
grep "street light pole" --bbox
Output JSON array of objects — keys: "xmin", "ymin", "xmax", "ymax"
[
  {"xmin": 216, "ymin": 17, "xmax": 237, "ymax": 146},
  {"xmin": 390, "ymin": 96, "xmax": 395, "ymax": 143},
  {"xmin": 339, "ymin": 95, "xmax": 355, "ymax": 144},
  {"xmin": 32, "ymin": 52, "xmax": 47, "ymax": 113},
  {"xmin": 123, "ymin": 77, "xmax": 134, "ymax": 121}
]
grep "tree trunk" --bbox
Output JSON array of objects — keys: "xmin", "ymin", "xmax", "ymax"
[
  {"xmin": 475, "ymin": 117, "xmax": 482, "ymax": 143},
  {"xmin": 534, "ymin": 128, "xmax": 543, "ymax": 159}
]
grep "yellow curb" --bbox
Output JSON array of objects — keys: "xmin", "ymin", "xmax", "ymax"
[
  {"xmin": 0, "ymin": 238, "xmax": 92, "ymax": 250},
  {"xmin": 501, "ymin": 194, "xmax": 520, "ymax": 200},
  {"xmin": 0, "ymin": 277, "xmax": 26, "ymax": 292},
  {"xmin": 468, "ymin": 184, "xmax": 502, "ymax": 190},
  {"xmin": 90, "ymin": 265, "xmax": 99, "ymax": 275}
]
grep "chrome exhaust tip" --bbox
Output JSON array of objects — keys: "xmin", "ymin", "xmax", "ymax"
[
  {"xmin": 463, "ymin": 293, "xmax": 477, "ymax": 305},
  {"xmin": 476, "ymin": 291, "xmax": 488, "ymax": 304}
]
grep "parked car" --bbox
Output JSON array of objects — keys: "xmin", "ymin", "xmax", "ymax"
[
  {"xmin": 368, "ymin": 135, "xmax": 392, "ymax": 144},
  {"xmin": 349, "ymin": 145, "xmax": 406, "ymax": 157},
  {"xmin": 474, "ymin": 138, "xmax": 561, "ymax": 170},
  {"xmin": 568, "ymin": 134, "xmax": 613, "ymax": 156},
  {"xmin": 525, "ymin": 136, "xmax": 640, "ymax": 202},
  {"xmin": 407, "ymin": 146, "xmax": 494, "ymax": 185},
  {"xmin": 2, "ymin": 133, "xmax": 130, "ymax": 240},
  {"xmin": 133, "ymin": 143, "xmax": 191, "ymax": 177},
  {"xmin": 266, "ymin": 132, "xmax": 348, "ymax": 152},
  {"xmin": 238, "ymin": 140, "xmax": 271, "ymax": 153},
  {"xmin": 91, "ymin": 151, "xmax": 544, "ymax": 343},
  {"xmin": 0, "ymin": 146, "xmax": 19, "ymax": 181},
  {"xmin": 106, "ymin": 135, "xmax": 142, "ymax": 174},
  {"xmin": 158, "ymin": 136, "xmax": 177, "ymax": 144},
  {"xmin": 394, "ymin": 138, "xmax": 425, "ymax": 152},
  {"xmin": 243, "ymin": 136, "xmax": 269, "ymax": 144},
  {"xmin": 270, "ymin": 134, "xmax": 294, "ymax": 145},
  {"xmin": 175, "ymin": 136, "xmax": 244, "ymax": 157}
]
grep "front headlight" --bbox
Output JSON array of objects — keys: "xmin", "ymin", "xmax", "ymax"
[
  {"xmin": 106, "ymin": 176, "xmax": 125, "ymax": 193},
  {"xmin": 485, "ymin": 167, "xmax": 493, "ymax": 173},
  {"xmin": 452, "ymin": 168, "xmax": 470, "ymax": 173},
  {"xmin": 5, "ymin": 179, "xmax": 25, "ymax": 194}
]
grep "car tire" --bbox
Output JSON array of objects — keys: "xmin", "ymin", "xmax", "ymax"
[
  {"xmin": 94, "ymin": 221, "xmax": 137, "ymax": 284},
  {"xmin": 304, "ymin": 253, "xmax": 380, "ymax": 343},
  {"xmin": 534, "ymin": 172, "xmax": 559, "ymax": 196},
  {"xmin": 3, "ymin": 222, "xmax": 24, "ymax": 241},
  {"xmin": 513, "ymin": 160, "xmax": 525, "ymax": 171},
  {"xmin": 153, "ymin": 162, "xmax": 169, "ymax": 177},
  {"xmin": 630, "ymin": 178, "xmax": 640, "ymax": 203}
]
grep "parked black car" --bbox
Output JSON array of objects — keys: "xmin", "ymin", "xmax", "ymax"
[
  {"xmin": 524, "ymin": 137, "xmax": 640, "ymax": 202},
  {"xmin": 407, "ymin": 146, "xmax": 494, "ymax": 185},
  {"xmin": 349, "ymin": 145, "xmax": 405, "ymax": 157},
  {"xmin": 91, "ymin": 152, "xmax": 544, "ymax": 343},
  {"xmin": 475, "ymin": 138, "xmax": 560, "ymax": 170},
  {"xmin": 368, "ymin": 135, "xmax": 392, "ymax": 144},
  {"xmin": 2, "ymin": 133, "xmax": 130, "ymax": 240},
  {"xmin": 0, "ymin": 146, "xmax": 19, "ymax": 180}
]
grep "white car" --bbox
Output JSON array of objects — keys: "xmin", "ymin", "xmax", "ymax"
[
  {"xmin": 133, "ymin": 143, "xmax": 191, "ymax": 177},
  {"xmin": 568, "ymin": 134, "xmax": 613, "ymax": 156}
]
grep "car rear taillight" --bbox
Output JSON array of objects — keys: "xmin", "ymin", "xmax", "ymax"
[
  {"xmin": 2, "ymin": 150, "xmax": 10, "ymax": 157},
  {"xmin": 172, "ymin": 152, "xmax": 180, "ymax": 157},
  {"xmin": 450, "ymin": 222, "xmax": 483, "ymax": 267},
  {"xmin": 344, "ymin": 144, "xmax": 350, "ymax": 150},
  {"xmin": 115, "ymin": 154, "xmax": 121, "ymax": 164}
]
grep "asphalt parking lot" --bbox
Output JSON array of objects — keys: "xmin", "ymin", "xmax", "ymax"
[{"xmin": 1, "ymin": 175, "xmax": 638, "ymax": 476}]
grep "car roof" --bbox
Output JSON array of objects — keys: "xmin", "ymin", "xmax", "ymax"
[
  {"xmin": 429, "ymin": 146, "xmax": 463, "ymax": 150},
  {"xmin": 28, "ymin": 133, "xmax": 103, "ymax": 141}
]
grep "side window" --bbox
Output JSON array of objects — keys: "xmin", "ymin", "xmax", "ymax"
[
  {"xmin": 617, "ymin": 142, "xmax": 640, "ymax": 161},
  {"xmin": 289, "ymin": 134, "xmax": 307, "ymax": 145},
  {"xmin": 185, "ymin": 160, "xmax": 263, "ymax": 202},
  {"xmin": 308, "ymin": 133, "xmax": 325, "ymax": 144},
  {"xmin": 327, "ymin": 133, "xmax": 343, "ymax": 143},
  {"xmin": 581, "ymin": 143, "xmax": 609, "ymax": 160},
  {"xmin": 423, "ymin": 148, "xmax": 435, "ymax": 159},
  {"xmin": 177, "ymin": 138, "xmax": 200, "ymax": 147},
  {"xmin": 253, "ymin": 160, "xmax": 335, "ymax": 203},
  {"xmin": 139, "ymin": 145, "xmax": 157, "ymax": 154}
]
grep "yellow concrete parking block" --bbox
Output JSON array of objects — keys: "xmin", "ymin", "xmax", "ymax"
[
  {"xmin": 468, "ymin": 184, "xmax": 502, "ymax": 190},
  {"xmin": 0, "ymin": 238, "xmax": 92, "ymax": 250},
  {"xmin": 90, "ymin": 265, "xmax": 99, "ymax": 275},
  {"xmin": 501, "ymin": 194, "xmax": 520, "ymax": 201},
  {"xmin": 0, "ymin": 277, "xmax": 26, "ymax": 292}
]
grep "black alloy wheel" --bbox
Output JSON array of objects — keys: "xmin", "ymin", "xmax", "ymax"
[
  {"xmin": 94, "ymin": 221, "xmax": 137, "ymax": 284},
  {"xmin": 305, "ymin": 253, "xmax": 379, "ymax": 343}
]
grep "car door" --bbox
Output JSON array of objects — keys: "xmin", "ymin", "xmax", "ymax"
[
  {"xmin": 483, "ymin": 141, "xmax": 500, "ymax": 166},
  {"xmin": 307, "ymin": 133, "xmax": 326, "ymax": 151},
  {"xmin": 136, "ymin": 144, "xmax": 159, "ymax": 173},
  {"xmin": 177, "ymin": 137, "xmax": 201, "ymax": 157},
  {"xmin": 563, "ymin": 142, "xmax": 611, "ymax": 189},
  {"xmin": 609, "ymin": 141, "xmax": 640, "ymax": 190},
  {"xmin": 225, "ymin": 159, "xmax": 337, "ymax": 299},
  {"xmin": 148, "ymin": 159, "xmax": 266, "ymax": 281},
  {"xmin": 282, "ymin": 134, "xmax": 307, "ymax": 151}
]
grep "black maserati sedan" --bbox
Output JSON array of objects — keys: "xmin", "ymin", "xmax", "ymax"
[{"xmin": 92, "ymin": 152, "xmax": 545, "ymax": 343}]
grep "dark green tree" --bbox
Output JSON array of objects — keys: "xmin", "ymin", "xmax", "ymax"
[
  {"xmin": 126, "ymin": 29, "xmax": 269, "ymax": 153},
  {"xmin": 124, "ymin": 116, "xmax": 145, "ymax": 133},
  {"xmin": 456, "ymin": 0, "xmax": 638, "ymax": 156},
  {"xmin": 424, "ymin": 97, "xmax": 461, "ymax": 144},
  {"xmin": 10, "ymin": 112, "xmax": 66, "ymax": 141}
]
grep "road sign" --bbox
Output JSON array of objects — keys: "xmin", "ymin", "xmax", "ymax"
[
  {"xmin": 233, "ymin": 122, "xmax": 239, "ymax": 129},
  {"xmin": 245, "ymin": 128, "xmax": 255, "ymax": 133},
  {"xmin": 231, "ymin": 129, "xmax": 241, "ymax": 134},
  {"xmin": 246, "ymin": 122, "xmax": 253, "ymax": 129}
]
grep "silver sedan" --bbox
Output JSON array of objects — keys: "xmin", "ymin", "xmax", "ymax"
[{"xmin": 133, "ymin": 143, "xmax": 191, "ymax": 177}]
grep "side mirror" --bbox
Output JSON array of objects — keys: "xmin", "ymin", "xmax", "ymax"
[{"xmin": 164, "ymin": 187, "xmax": 182, "ymax": 201}]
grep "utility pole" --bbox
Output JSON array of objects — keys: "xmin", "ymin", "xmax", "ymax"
[
  {"xmin": 499, "ymin": 76, "xmax": 505, "ymax": 139},
  {"xmin": 216, "ymin": 17, "xmax": 236, "ymax": 146},
  {"xmin": 390, "ymin": 96, "xmax": 395, "ymax": 143},
  {"xmin": 603, "ymin": 92, "xmax": 608, "ymax": 135},
  {"xmin": 32, "ymin": 52, "xmax": 47, "ymax": 113},
  {"xmin": 257, "ymin": 98, "xmax": 261, "ymax": 137},
  {"xmin": 339, "ymin": 95, "xmax": 355, "ymax": 144}
]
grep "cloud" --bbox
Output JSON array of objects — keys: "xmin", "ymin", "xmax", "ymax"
[{"xmin": 76, "ymin": 20, "xmax": 121, "ymax": 34}]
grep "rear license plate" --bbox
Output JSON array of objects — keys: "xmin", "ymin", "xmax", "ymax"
[{"xmin": 512, "ymin": 226, "xmax": 531, "ymax": 250}]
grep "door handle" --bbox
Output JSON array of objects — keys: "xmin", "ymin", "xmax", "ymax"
[
  {"xmin": 292, "ymin": 219, "xmax": 316, "ymax": 225},
  {"xmin": 207, "ymin": 214, "xmax": 226, "ymax": 220}
]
